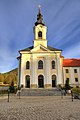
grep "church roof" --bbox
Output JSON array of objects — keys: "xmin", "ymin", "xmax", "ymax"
[
  {"xmin": 19, "ymin": 46, "xmax": 33, "ymax": 52},
  {"xmin": 48, "ymin": 46, "xmax": 62, "ymax": 51},
  {"xmin": 19, "ymin": 45, "xmax": 62, "ymax": 52},
  {"xmin": 63, "ymin": 59, "xmax": 80, "ymax": 67}
]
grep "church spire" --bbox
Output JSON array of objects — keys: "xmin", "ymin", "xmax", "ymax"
[
  {"xmin": 35, "ymin": 5, "xmax": 45, "ymax": 26},
  {"xmin": 33, "ymin": 5, "xmax": 47, "ymax": 47},
  {"xmin": 38, "ymin": 4, "xmax": 41, "ymax": 14}
]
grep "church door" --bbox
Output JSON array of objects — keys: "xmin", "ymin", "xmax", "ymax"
[
  {"xmin": 25, "ymin": 75, "xmax": 30, "ymax": 88},
  {"xmin": 38, "ymin": 75, "xmax": 44, "ymax": 88},
  {"xmin": 52, "ymin": 75, "xmax": 56, "ymax": 87}
]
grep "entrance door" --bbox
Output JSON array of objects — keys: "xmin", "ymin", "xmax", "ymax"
[
  {"xmin": 25, "ymin": 75, "xmax": 30, "ymax": 88},
  {"xmin": 38, "ymin": 75, "xmax": 44, "ymax": 88},
  {"xmin": 52, "ymin": 75, "xmax": 56, "ymax": 87}
]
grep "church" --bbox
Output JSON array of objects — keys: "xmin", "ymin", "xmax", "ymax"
[{"xmin": 17, "ymin": 7, "xmax": 80, "ymax": 89}]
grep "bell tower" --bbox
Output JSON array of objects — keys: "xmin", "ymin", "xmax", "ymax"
[{"xmin": 33, "ymin": 5, "xmax": 47, "ymax": 48}]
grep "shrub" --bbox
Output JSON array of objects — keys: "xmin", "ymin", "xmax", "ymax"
[
  {"xmin": 72, "ymin": 87, "xmax": 80, "ymax": 94},
  {"xmin": 9, "ymin": 80, "xmax": 15, "ymax": 93},
  {"xmin": 65, "ymin": 79, "xmax": 71, "ymax": 90}
]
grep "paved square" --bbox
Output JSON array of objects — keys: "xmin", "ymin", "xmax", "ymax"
[{"xmin": 0, "ymin": 95, "xmax": 80, "ymax": 120}]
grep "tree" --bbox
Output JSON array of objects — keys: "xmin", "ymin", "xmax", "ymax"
[
  {"xmin": 65, "ymin": 79, "xmax": 70, "ymax": 90},
  {"xmin": 0, "ymin": 74, "xmax": 4, "ymax": 82},
  {"xmin": 9, "ymin": 80, "xmax": 15, "ymax": 93}
]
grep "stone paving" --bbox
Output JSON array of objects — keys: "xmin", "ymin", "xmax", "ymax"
[{"xmin": 0, "ymin": 95, "xmax": 80, "ymax": 120}]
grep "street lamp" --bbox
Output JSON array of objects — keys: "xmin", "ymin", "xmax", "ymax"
[
  {"xmin": 8, "ymin": 89, "xmax": 10, "ymax": 102},
  {"xmin": 71, "ymin": 89, "xmax": 73, "ymax": 102},
  {"xmin": 18, "ymin": 87, "xmax": 21, "ymax": 99}
]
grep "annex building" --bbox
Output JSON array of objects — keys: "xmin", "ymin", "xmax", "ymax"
[{"xmin": 17, "ymin": 7, "xmax": 80, "ymax": 89}]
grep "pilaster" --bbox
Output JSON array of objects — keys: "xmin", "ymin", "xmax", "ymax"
[
  {"xmin": 17, "ymin": 59, "xmax": 21, "ymax": 87},
  {"xmin": 44, "ymin": 57, "xmax": 51, "ymax": 87},
  {"xmin": 30, "ymin": 55, "xmax": 37, "ymax": 88},
  {"xmin": 70, "ymin": 67, "xmax": 74, "ymax": 84},
  {"xmin": 77, "ymin": 68, "xmax": 80, "ymax": 86},
  {"xmin": 57, "ymin": 55, "xmax": 62, "ymax": 85},
  {"xmin": 20, "ymin": 55, "xmax": 25, "ymax": 87}
]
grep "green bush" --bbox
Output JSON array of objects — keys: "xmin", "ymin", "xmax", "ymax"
[
  {"xmin": 0, "ymin": 90, "xmax": 8, "ymax": 94},
  {"xmin": 64, "ymin": 79, "xmax": 71, "ymax": 90},
  {"xmin": 72, "ymin": 87, "xmax": 80, "ymax": 94}
]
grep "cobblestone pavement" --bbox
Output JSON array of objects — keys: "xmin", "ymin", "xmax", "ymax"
[{"xmin": 0, "ymin": 95, "xmax": 80, "ymax": 120}]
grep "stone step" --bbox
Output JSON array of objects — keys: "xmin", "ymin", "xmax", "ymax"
[{"xmin": 17, "ymin": 88, "xmax": 61, "ymax": 96}]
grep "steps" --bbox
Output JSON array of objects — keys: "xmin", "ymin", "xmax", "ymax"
[{"xmin": 17, "ymin": 88, "xmax": 61, "ymax": 96}]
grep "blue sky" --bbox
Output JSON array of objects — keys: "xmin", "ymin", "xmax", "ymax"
[{"xmin": 0, "ymin": 0, "xmax": 80, "ymax": 73}]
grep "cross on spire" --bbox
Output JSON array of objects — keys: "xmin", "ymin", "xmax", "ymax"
[
  {"xmin": 38, "ymin": 4, "xmax": 41, "ymax": 9},
  {"xmin": 38, "ymin": 4, "xmax": 41, "ymax": 14}
]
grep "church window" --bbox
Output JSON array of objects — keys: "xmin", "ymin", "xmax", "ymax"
[
  {"xmin": 66, "ymin": 69, "xmax": 69, "ymax": 73},
  {"xmin": 52, "ymin": 60, "xmax": 55, "ymax": 69},
  {"xmin": 74, "ymin": 69, "xmax": 77, "ymax": 73},
  {"xmin": 26, "ymin": 61, "xmax": 30, "ymax": 69},
  {"xmin": 38, "ymin": 60, "xmax": 43, "ymax": 69},
  {"xmin": 38, "ymin": 31, "xmax": 42, "ymax": 38},
  {"xmin": 75, "ymin": 78, "xmax": 78, "ymax": 82}
]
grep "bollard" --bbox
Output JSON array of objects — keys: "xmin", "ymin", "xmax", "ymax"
[{"xmin": 8, "ymin": 89, "xmax": 10, "ymax": 102}]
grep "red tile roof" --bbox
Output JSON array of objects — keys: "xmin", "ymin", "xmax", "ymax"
[{"xmin": 63, "ymin": 59, "xmax": 80, "ymax": 67}]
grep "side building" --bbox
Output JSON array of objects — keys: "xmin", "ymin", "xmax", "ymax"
[{"xmin": 63, "ymin": 59, "xmax": 80, "ymax": 87}]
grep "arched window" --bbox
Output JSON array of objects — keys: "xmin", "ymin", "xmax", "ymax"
[
  {"xmin": 52, "ymin": 75, "xmax": 56, "ymax": 80},
  {"xmin": 38, "ymin": 31, "xmax": 42, "ymax": 38},
  {"xmin": 26, "ymin": 61, "xmax": 30, "ymax": 69},
  {"xmin": 38, "ymin": 60, "xmax": 43, "ymax": 69},
  {"xmin": 52, "ymin": 60, "xmax": 55, "ymax": 69}
]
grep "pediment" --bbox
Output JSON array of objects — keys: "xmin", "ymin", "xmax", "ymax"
[{"xmin": 31, "ymin": 44, "xmax": 50, "ymax": 52}]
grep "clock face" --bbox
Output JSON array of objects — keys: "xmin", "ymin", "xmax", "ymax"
[
  {"xmin": 37, "ymin": 25, "xmax": 43, "ymax": 31},
  {"xmin": 38, "ymin": 26, "xmax": 42, "ymax": 31}
]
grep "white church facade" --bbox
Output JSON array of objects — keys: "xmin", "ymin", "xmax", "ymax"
[{"xmin": 17, "ymin": 7, "xmax": 80, "ymax": 89}]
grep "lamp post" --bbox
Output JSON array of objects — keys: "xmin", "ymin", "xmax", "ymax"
[
  {"xmin": 71, "ymin": 90, "xmax": 73, "ymax": 102},
  {"xmin": 18, "ymin": 87, "xmax": 21, "ymax": 99},
  {"xmin": 8, "ymin": 89, "xmax": 10, "ymax": 102},
  {"xmin": 61, "ymin": 89, "xmax": 63, "ymax": 99}
]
